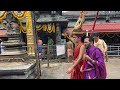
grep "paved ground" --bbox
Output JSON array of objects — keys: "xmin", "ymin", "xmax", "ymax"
[
  {"xmin": 40, "ymin": 57, "xmax": 120, "ymax": 79},
  {"xmin": 106, "ymin": 57, "xmax": 120, "ymax": 79}
]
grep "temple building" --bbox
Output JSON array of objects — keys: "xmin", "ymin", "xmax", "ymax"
[
  {"xmin": 21, "ymin": 11, "xmax": 68, "ymax": 45},
  {"xmin": 62, "ymin": 11, "xmax": 120, "ymax": 45},
  {"xmin": 0, "ymin": 11, "xmax": 68, "ymax": 45}
]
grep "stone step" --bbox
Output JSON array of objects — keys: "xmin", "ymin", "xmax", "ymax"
[{"xmin": 0, "ymin": 60, "xmax": 37, "ymax": 79}]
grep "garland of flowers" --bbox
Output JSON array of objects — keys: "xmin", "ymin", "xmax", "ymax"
[
  {"xmin": 116, "ymin": 33, "xmax": 120, "ymax": 37},
  {"xmin": 36, "ymin": 24, "xmax": 56, "ymax": 33},
  {"xmin": 43, "ymin": 24, "xmax": 47, "ymax": 32},
  {"xmin": 99, "ymin": 33, "xmax": 106, "ymax": 38},
  {"xmin": 36, "ymin": 25, "xmax": 43, "ymax": 31},
  {"xmin": 19, "ymin": 20, "xmax": 27, "ymax": 33},
  {"xmin": 47, "ymin": 24, "xmax": 52, "ymax": 33},
  {"xmin": 0, "ymin": 11, "xmax": 7, "ymax": 21},
  {"xmin": 11, "ymin": 11, "xmax": 26, "ymax": 20},
  {"xmin": 0, "ymin": 11, "xmax": 26, "ymax": 34},
  {"xmin": 107, "ymin": 34, "xmax": 116, "ymax": 38},
  {"xmin": 0, "ymin": 20, "xmax": 6, "ymax": 28},
  {"xmin": 51, "ymin": 23, "xmax": 56, "ymax": 33},
  {"xmin": 12, "ymin": 11, "xmax": 27, "ymax": 33}
]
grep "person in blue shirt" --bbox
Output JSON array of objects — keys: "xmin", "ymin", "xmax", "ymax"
[{"xmin": 37, "ymin": 37, "xmax": 43, "ymax": 60}]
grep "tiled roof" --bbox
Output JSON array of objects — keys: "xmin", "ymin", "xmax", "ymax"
[
  {"xmin": 65, "ymin": 23, "xmax": 120, "ymax": 33},
  {"xmin": 37, "ymin": 15, "xmax": 68, "ymax": 23},
  {"xmin": 62, "ymin": 11, "xmax": 97, "ymax": 16},
  {"xmin": 82, "ymin": 23, "xmax": 120, "ymax": 32},
  {"xmin": 21, "ymin": 15, "xmax": 68, "ymax": 23}
]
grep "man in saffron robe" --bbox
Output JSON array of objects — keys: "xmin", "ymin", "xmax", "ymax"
[
  {"xmin": 83, "ymin": 36, "xmax": 107, "ymax": 79},
  {"xmin": 66, "ymin": 33, "xmax": 86, "ymax": 79}
]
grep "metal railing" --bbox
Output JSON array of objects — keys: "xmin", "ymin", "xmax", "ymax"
[
  {"xmin": 0, "ymin": 44, "xmax": 120, "ymax": 58},
  {"xmin": 107, "ymin": 45, "xmax": 120, "ymax": 56},
  {"xmin": 40, "ymin": 44, "xmax": 67, "ymax": 61}
]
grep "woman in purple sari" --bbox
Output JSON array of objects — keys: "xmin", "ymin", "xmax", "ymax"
[{"xmin": 83, "ymin": 36, "xmax": 107, "ymax": 79}]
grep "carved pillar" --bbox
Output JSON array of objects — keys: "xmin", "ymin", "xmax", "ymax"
[
  {"xmin": 56, "ymin": 23, "xmax": 61, "ymax": 44},
  {"xmin": 26, "ymin": 11, "xmax": 35, "ymax": 56}
]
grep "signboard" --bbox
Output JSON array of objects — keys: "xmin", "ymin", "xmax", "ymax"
[{"xmin": 56, "ymin": 45, "xmax": 66, "ymax": 56}]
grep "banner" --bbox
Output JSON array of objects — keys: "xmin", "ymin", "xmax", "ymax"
[{"xmin": 56, "ymin": 45, "xmax": 66, "ymax": 56}]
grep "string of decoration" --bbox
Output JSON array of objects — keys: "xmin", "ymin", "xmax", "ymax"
[
  {"xmin": 0, "ymin": 20, "xmax": 6, "ymax": 28},
  {"xmin": 116, "ymin": 33, "xmax": 120, "ymax": 37},
  {"xmin": 0, "ymin": 11, "xmax": 7, "ymax": 21},
  {"xmin": 11, "ymin": 11, "xmax": 26, "ymax": 20},
  {"xmin": 99, "ymin": 33, "xmax": 106, "ymax": 38},
  {"xmin": 36, "ymin": 24, "xmax": 56, "ymax": 33},
  {"xmin": 107, "ymin": 34, "xmax": 116, "ymax": 38}
]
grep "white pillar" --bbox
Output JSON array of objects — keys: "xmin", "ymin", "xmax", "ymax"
[{"xmin": 86, "ymin": 30, "xmax": 89, "ymax": 36}]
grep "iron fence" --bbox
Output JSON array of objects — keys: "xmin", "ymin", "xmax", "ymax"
[
  {"xmin": 40, "ymin": 44, "xmax": 67, "ymax": 61},
  {"xmin": 107, "ymin": 45, "xmax": 120, "ymax": 56}
]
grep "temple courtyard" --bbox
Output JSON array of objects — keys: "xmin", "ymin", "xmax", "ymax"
[{"xmin": 40, "ymin": 57, "xmax": 120, "ymax": 79}]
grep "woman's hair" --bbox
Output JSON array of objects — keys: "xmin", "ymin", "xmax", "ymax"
[
  {"xmin": 71, "ymin": 33, "xmax": 85, "ymax": 43},
  {"xmin": 71, "ymin": 33, "xmax": 84, "ymax": 38},
  {"xmin": 84, "ymin": 36, "xmax": 94, "ymax": 42},
  {"xmin": 92, "ymin": 32, "xmax": 99, "ymax": 37}
]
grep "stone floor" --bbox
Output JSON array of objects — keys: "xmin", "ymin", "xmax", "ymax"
[
  {"xmin": 106, "ymin": 57, "xmax": 120, "ymax": 79},
  {"xmin": 40, "ymin": 57, "xmax": 120, "ymax": 79}
]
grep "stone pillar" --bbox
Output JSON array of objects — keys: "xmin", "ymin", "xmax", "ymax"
[
  {"xmin": 26, "ymin": 11, "xmax": 35, "ymax": 56},
  {"xmin": 56, "ymin": 23, "xmax": 61, "ymax": 44}
]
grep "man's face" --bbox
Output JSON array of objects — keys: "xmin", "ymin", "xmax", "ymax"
[
  {"xmin": 72, "ymin": 35, "xmax": 80, "ymax": 43},
  {"xmin": 84, "ymin": 38, "xmax": 90, "ymax": 49}
]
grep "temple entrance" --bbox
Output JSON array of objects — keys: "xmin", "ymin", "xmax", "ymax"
[{"xmin": 37, "ymin": 31, "xmax": 56, "ymax": 45}]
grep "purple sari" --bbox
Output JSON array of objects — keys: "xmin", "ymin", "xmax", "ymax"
[{"xmin": 84, "ymin": 46, "xmax": 107, "ymax": 79}]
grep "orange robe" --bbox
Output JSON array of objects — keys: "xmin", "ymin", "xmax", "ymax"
[{"xmin": 70, "ymin": 43, "xmax": 86, "ymax": 79}]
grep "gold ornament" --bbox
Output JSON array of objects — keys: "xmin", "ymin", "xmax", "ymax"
[
  {"xmin": 0, "ymin": 11, "xmax": 7, "ymax": 20},
  {"xmin": 12, "ymin": 11, "xmax": 26, "ymax": 20}
]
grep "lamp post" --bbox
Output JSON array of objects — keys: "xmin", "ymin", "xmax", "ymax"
[{"xmin": 32, "ymin": 11, "xmax": 41, "ymax": 79}]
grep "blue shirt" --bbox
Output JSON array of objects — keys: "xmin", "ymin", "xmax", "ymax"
[{"xmin": 38, "ymin": 44, "xmax": 42, "ymax": 53}]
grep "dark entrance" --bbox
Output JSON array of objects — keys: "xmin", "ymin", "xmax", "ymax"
[{"xmin": 37, "ymin": 31, "xmax": 56, "ymax": 45}]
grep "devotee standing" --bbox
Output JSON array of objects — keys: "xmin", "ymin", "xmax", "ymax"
[
  {"xmin": 66, "ymin": 32, "xmax": 86, "ymax": 79},
  {"xmin": 92, "ymin": 32, "xmax": 108, "ymax": 62},
  {"xmin": 83, "ymin": 36, "xmax": 107, "ymax": 79}
]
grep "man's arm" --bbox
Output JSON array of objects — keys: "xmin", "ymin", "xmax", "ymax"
[
  {"xmin": 103, "ymin": 40, "xmax": 108, "ymax": 52},
  {"xmin": 85, "ymin": 55, "xmax": 95, "ymax": 64}
]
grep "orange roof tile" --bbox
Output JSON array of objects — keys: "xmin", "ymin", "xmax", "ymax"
[{"xmin": 65, "ymin": 23, "xmax": 120, "ymax": 33}]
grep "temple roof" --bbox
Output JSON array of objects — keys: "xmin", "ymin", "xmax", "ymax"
[
  {"xmin": 21, "ymin": 15, "xmax": 68, "ymax": 23},
  {"xmin": 37, "ymin": 15, "xmax": 68, "ymax": 23}
]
